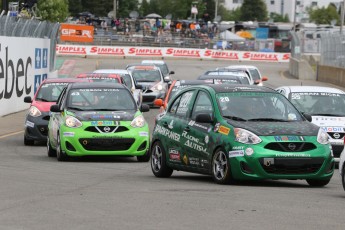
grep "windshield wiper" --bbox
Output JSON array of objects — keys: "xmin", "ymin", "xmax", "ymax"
[
  {"xmin": 67, "ymin": 107, "xmax": 84, "ymax": 111},
  {"xmin": 36, "ymin": 97, "xmax": 50, "ymax": 102},
  {"xmin": 247, "ymin": 118, "xmax": 289, "ymax": 122},
  {"xmin": 223, "ymin": 115, "xmax": 247, "ymax": 121},
  {"xmin": 137, "ymin": 80, "xmax": 155, "ymax": 82},
  {"xmin": 91, "ymin": 109, "xmax": 120, "ymax": 111}
]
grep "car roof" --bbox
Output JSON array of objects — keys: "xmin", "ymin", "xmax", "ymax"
[
  {"xmin": 205, "ymin": 84, "xmax": 275, "ymax": 93},
  {"xmin": 225, "ymin": 65, "xmax": 258, "ymax": 70},
  {"xmin": 69, "ymin": 82, "xmax": 126, "ymax": 89},
  {"xmin": 175, "ymin": 79, "xmax": 212, "ymax": 86},
  {"xmin": 198, "ymin": 74, "xmax": 247, "ymax": 80},
  {"xmin": 77, "ymin": 73, "xmax": 122, "ymax": 79},
  {"xmin": 127, "ymin": 64, "xmax": 160, "ymax": 71},
  {"xmin": 141, "ymin": 60, "xmax": 165, "ymax": 65},
  {"xmin": 93, "ymin": 69, "xmax": 129, "ymax": 74},
  {"xmin": 42, "ymin": 78, "xmax": 88, "ymax": 83},
  {"xmin": 280, "ymin": 86, "xmax": 345, "ymax": 94}
]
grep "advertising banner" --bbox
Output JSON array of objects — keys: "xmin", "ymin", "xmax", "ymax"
[{"xmin": 60, "ymin": 24, "xmax": 94, "ymax": 43}]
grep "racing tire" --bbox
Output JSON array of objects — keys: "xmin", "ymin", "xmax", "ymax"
[
  {"xmin": 137, "ymin": 150, "xmax": 150, "ymax": 162},
  {"xmin": 150, "ymin": 141, "xmax": 173, "ymax": 177},
  {"xmin": 47, "ymin": 135, "xmax": 56, "ymax": 157},
  {"xmin": 24, "ymin": 136, "xmax": 34, "ymax": 146},
  {"xmin": 341, "ymin": 166, "xmax": 345, "ymax": 190},
  {"xmin": 56, "ymin": 133, "xmax": 68, "ymax": 162},
  {"xmin": 211, "ymin": 148, "xmax": 235, "ymax": 185},
  {"xmin": 306, "ymin": 179, "xmax": 331, "ymax": 187}
]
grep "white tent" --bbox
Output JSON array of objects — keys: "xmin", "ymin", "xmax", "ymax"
[{"xmin": 219, "ymin": 30, "xmax": 245, "ymax": 41}]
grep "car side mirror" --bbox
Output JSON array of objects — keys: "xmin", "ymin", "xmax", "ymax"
[
  {"xmin": 24, "ymin": 96, "xmax": 32, "ymax": 103},
  {"xmin": 140, "ymin": 104, "xmax": 150, "ymax": 112},
  {"xmin": 169, "ymin": 71, "xmax": 175, "ymax": 75},
  {"xmin": 164, "ymin": 76, "xmax": 170, "ymax": 82},
  {"xmin": 195, "ymin": 113, "xmax": 213, "ymax": 124},
  {"xmin": 302, "ymin": 113, "xmax": 312, "ymax": 122},
  {"xmin": 254, "ymin": 80, "xmax": 260, "ymax": 85},
  {"xmin": 50, "ymin": 104, "xmax": 62, "ymax": 113},
  {"xmin": 261, "ymin": 76, "xmax": 268, "ymax": 81},
  {"xmin": 136, "ymin": 84, "xmax": 143, "ymax": 90},
  {"xmin": 154, "ymin": 99, "xmax": 164, "ymax": 107}
]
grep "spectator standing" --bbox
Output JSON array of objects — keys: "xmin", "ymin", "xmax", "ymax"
[{"xmin": 135, "ymin": 19, "xmax": 140, "ymax": 32}]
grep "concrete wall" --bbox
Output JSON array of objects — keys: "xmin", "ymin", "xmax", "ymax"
[
  {"xmin": 289, "ymin": 55, "xmax": 318, "ymax": 80},
  {"xmin": 318, "ymin": 65, "xmax": 345, "ymax": 87}
]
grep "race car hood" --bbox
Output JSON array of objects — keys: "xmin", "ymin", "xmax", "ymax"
[
  {"xmin": 32, "ymin": 101, "xmax": 56, "ymax": 112},
  {"xmin": 227, "ymin": 120, "xmax": 320, "ymax": 136},
  {"xmin": 138, "ymin": 81, "xmax": 160, "ymax": 90},
  {"xmin": 311, "ymin": 116, "xmax": 345, "ymax": 127},
  {"xmin": 68, "ymin": 111, "xmax": 136, "ymax": 121}
]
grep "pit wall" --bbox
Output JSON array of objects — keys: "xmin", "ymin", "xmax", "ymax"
[{"xmin": 0, "ymin": 36, "xmax": 52, "ymax": 117}]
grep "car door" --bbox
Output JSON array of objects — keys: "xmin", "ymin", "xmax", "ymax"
[
  {"xmin": 184, "ymin": 90, "xmax": 214, "ymax": 172},
  {"xmin": 160, "ymin": 90, "xmax": 196, "ymax": 168}
]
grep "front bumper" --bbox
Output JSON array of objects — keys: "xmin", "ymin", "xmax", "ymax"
[
  {"xmin": 142, "ymin": 91, "xmax": 166, "ymax": 106},
  {"xmin": 229, "ymin": 144, "xmax": 334, "ymax": 181},
  {"xmin": 59, "ymin": 124, "xmax": 150, "ymax": 157},
  {"xmin": 24, "ymin": 113, "xmax": 50, "ymax": 142}
]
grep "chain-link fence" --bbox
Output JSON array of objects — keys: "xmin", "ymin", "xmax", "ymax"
[
  {"xmin": 0, "ymin": 14, "xmax": 60, "ymax": 72},
  {"xmin": 320, "ymin": 33, "xmax": 345, "ymax": 68}
]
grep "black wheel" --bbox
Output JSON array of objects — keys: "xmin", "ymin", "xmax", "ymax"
[
  {"xmin": 211, "ymin": 148, "xmax": 235, "ymax": 185},
  {"xmin": 24, "ymin": 135, "xmax": 34, "ymax": 146},
  {"xmin": 341, "ymin": 166, "xmax": 345, "ymax": 190},
  {"xmin": 47, "ymin": 135, "xmax": 56, "ymax": 157},
  {"xmin": 56, "ymin": 133, "xmax": 68, "ymax": 161},
  {"xmin": 137, "ymin": 150, "xmax": 150, "ymax": 162},
  {"xmin": 150, "ymin": 141, "xmax": 173, "ymax": 177},
  {"xmin": 306, "ymin": 179, "xmax": 331, "ymax": 187}
]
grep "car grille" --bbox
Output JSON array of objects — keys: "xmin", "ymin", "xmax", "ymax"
[
  {"xmin": 79, "ymin": 138, "xmax": 135, "ymax": 151},
  {"xmin": 264, "ymin": 142, "xmax": 316, "ymax": 152},
  {"xmin": 259, "ymin": 157, "xmax": 324, "ymax": 174},
  {"xmin": 142, "ymin": 96, "xmax": 157, "ymax": 103},
  {"xmin": 331, "ymin": 145, "xmax": 343, "ymax": 158},
  {"xmin": 37, "ymin": 125, "xmax": 48, "ymax": 136},
  {"xmin": 84, "ymin": 126, "xmax": 129, "ymax": 133},
  {"xmin": 328, "ymin": 132, "xmax": 345, "ymax": 140}
]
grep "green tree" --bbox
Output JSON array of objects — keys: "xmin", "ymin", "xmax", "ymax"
[
  {"xmin": 270, "ymin": 12, "xmax": 289, "ymax": 22},
  {"xmin": 139, "ymin": 0, "xmax": 150, "ymax": 17},
  {"xmin": 81, "ymin": 0, "xmax": 112, "ymax": 17},
  {"xmin": 68, "ymin": 0, "xmax": 82, "ymax": 17},
  {"xmin": 240, "ymin": 0, "xmax": 268, "ymax": 21},
  {"xmin": 309, "ymin": 4, "xmax": 340, "ymax": 25},
  {"xmin": 118, "ymin": 0, "xmax": 139, "ymax": 18},
  {"xmin": 38, "ymin": 0, "xmax": 69, "ymax": 22},
  {"xmin": 218, "ymin": 5, "xmax": 241, "ymax": 21}
]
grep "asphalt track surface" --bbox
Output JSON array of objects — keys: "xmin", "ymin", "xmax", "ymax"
[{"xmin": 0, "ymin": 57, "xmax": 344, "ymax": 230}]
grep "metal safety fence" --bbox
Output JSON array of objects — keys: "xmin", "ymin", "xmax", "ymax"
[
  {"xmin": 320, "ymin": 33, "xmax": 345, "ymax": 68},
  {"xmin": 0, "ymin": 14, "xmax": 60, "ymax": 72}
]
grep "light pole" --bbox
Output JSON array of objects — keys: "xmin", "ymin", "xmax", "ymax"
[
  {"xmin": 215, "ymin": 0, "xmax": 218, "ymax": 22},
  {"xmin": 293, "ymin": 0, "xmax": 297, "ymax": 31},
  {"xmin": 341, "ymin": 0, "xmax": 345, "ymax": 34},
  {"xmin": 113, "ymin": 0, "xmax": 117, "ymax": 19}
]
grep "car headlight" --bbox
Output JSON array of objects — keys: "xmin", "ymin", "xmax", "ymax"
[
  {"xmin": 131, "ymin": 115, "xmax": 146, "ymax": 128},
  {"xmin": 317, "ymin": 128, "xmax": 329, "ymax": 144},
  {"xmin": 151, "ymin": 83, "xmax": 164, "ymax": 91},
  {"xmin": 29, "ymin": 106, "xmax": 41, "ymax": 117},
  {"xmin": 234, "ymin": 128, "xmax": 262, "ymax": 144},
  {"xmin": 65, "ymin": 116, "xmax": 82, "ymax": 128}
]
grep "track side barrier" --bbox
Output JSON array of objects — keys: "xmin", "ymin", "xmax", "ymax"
[{"xmin": 56, "ymin": 44, "xmax": 290, "ymax": 63}]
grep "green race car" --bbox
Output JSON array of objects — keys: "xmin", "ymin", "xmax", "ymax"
[
  {"xmin": 47, "ymin": 82, "xmax": 150, "ymax": 162},
  {"xmin": 150, "ymin": 84, "xmax": 335, "ymax": 186}
]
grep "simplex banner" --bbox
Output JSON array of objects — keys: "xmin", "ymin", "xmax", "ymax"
[{"xmin": 56, "ymin": 44, "xmax": 290, "ymax": 62}]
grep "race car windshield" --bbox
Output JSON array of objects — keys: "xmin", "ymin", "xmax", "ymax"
[
  {"xmin": 290, "ymin": 92, "xmax": 345, "ymax": 116},
  {"xmin": 155, "ymin": 64, "xmax": 169, "ymax": 76},
  {"xmin": 132, "ymin": 70, "xmax": 161, "ymax": 82},
  {"xmin": 36, "ymin": 83, "xmax": 68, "ymax": 102},
  {"xmin": 67, "ymin": 88, "xmax": 136, "ymax": 111},
  {"xmin": 217, "ymin": 92, "xmax": 303, "ymax": 121},
  {"xmin": 248, "ymin": 69, "xmax": 260, "ymax": 81}
]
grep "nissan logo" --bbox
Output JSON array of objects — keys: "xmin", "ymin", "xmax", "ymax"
[
  {"xmin": 288, "ymin": 143, "xmax": 296, "ymax": 151},
  {"xmin": 103, "ymin": 126, "xmax": 111, "ymax": 132},
  {"xmin": 333, "ymin": 133, "xmax": 340, "ymax": 139}
]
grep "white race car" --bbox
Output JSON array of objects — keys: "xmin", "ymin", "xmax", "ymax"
[
  {"xmin": 218, "ymin": 65, "xmax": 268, "ymax": 86},
  {"xmin": 276, "ymin": 86, "xmax": 345, "ymax": 162},
  {"xmin": 340, "ymin": 150, "xmax": 345, "ymax": 190}
]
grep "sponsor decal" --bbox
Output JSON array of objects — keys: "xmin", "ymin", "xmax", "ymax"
[
  {"xmin": 204, "ymin": 135, "xmax": 209, "ymax": 144},
  {"xmin": 229, "ymin": 150, "xmax": 244, "ymax": 158},
  {"xmin": 91, "ymin": 121, "xmax": 114, "ymax": 126},
  {"xmin": 232, "ymin": 146, "xmax": 244, "ymax": 150},
  {"xmin": 154, "ymin": 124, "xmax": 180, "ymax": 141},
  {"xmin": 188, "ymin": 120, "xmax": 210, "ymax": 132},
  {"xmin": 200, "ymin": 159, "xmax": 208, "ymax": 167},
  {"xmin": 275, "ymin": 153, "xmax": 311, "ymax": 157},
  {"xmin": 321, "ymin": 127, "xmax": 344, "ymax": 132},
  {"xmin": 189, "ymin": 157, "xmax": 200, "ymax": 166},
  {"xmin": 25, "ymin": 121, "xmax": 34, "ymax": 128},
  {"xmin": 204, "ymin": 50, "xmax": 239, "ymax": 60},
  {"xmin": 139, "ymin": 131, "xmax": 149, "ymax": 137},
  {"xmin": 168, "ymin": 120, "xmax": 174, "ymax": 129},
  {"xmin": 169, "ymin": 148, "xmax": 181, "ymax": 161},
  {"xmin": 274, "ymin": 136, "xmax": 304, "ymax": 141},
  {"xmin": 128, "ymin": 47, "xmax": 162, "ymax": 56},
  {"xmin": 63, "ymin": 132, "xmax": 75, "ymax": 137},
  {"xmin": 183, "ymin": 154, "xmax": 189, "ymax": 165},
  {"xmin": 91, "ymin": 114, "xmax": 116, "ymax": 120},
  {"xmin": 166, "ymin": 48, "xmax": 200, "ymax": 57},
  {"xmin": 90, "ymin": 47, "xmax": 125, "ymax": 55},
  {"xmin": 218, "ymin": 126, "xmax": 230, "ymax": 135},
  {"xmin": 184, "ymin": 139, "xmax": 207, "ymax": 152},
  {"xmin": 243, "ymin": 52, "xmax": 279, "ymax": 61},
  {"xmin": 329, "ymin": 140, "xmax": 343, "ymax": 146},
  {"xmin": 57, "ymin": 45, "xmax": 87, "ymax": 54},
  {"xmin": 214, "ymin": 123, "xmax": 220, "ymax": 132},
  {"xmin": 60, "ymin": 24, "xmax": 94, "ymax": 42}
]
